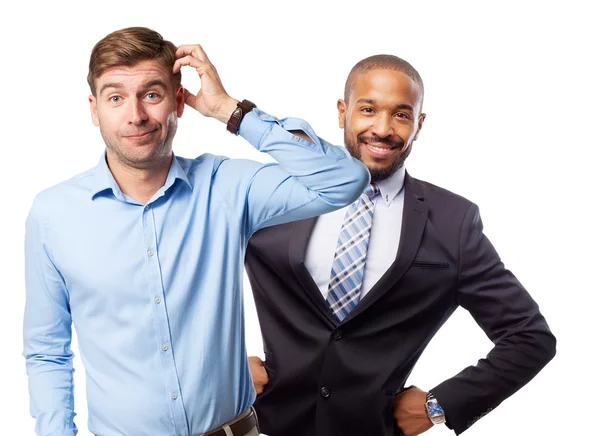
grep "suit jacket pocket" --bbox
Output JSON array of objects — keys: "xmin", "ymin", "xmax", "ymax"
[{"xmin": 412, "ymin": 260, "xmax": 450, "ymax": 269}]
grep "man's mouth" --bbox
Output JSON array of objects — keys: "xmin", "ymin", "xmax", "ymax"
[
  {"xmin": 363, "ymin": 141, "xmax": 399, "ymax": 157},
  {"xmin": 125, "ymin": 128, "xmax": 158, "ymax": 140}
]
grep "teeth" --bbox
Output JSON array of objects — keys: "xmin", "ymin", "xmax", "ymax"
[{"xmin": 368, "ymin": 144, "xmax": 390, "ymax": 152}]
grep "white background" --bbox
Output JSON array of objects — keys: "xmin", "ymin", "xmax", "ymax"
[{"xmin": 1, "ymin": 1, "xmax": 598, "ymax": 435}]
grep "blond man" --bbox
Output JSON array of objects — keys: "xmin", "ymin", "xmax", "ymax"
[{"xmin": 23, "ymin": 27, "xmax": 369, "ymax": 436}]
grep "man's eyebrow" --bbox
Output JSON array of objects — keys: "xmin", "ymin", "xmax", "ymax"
[
  {"xmin": 141, "ymin": 80, "xmax": 168, "ymax": 90},
  {"xmin": 99, "ymin": 83, "xmax": 124, "ymax": 95},
  {"xmin": 394, "ymin": 103, "xmax": 414, "ymax": 112},
  {"xmin": 356, "ymin": 98, "xmax": 414, "ymax": 112},
  {"xmin": 98, "ymin": 80, "xmax": 168, "ymax": 96}
]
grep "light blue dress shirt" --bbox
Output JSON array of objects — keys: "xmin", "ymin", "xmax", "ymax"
[{"xmin": 23, "ymin": 109, "xmax": 369, "ymax": 436}]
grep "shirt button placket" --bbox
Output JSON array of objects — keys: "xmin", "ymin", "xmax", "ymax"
[{"xmin": 142, "ymin": 204, "xmax": 188, "ymax": 434}]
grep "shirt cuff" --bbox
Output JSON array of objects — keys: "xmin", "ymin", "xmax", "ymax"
[{"xmin": 238, "ymin": 108, "xmax": 281, "ymax": 148}]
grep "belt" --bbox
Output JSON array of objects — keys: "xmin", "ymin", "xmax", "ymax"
[{"xmin": 203, "ymin": 408, "xmax": 258, "ymax": 436}]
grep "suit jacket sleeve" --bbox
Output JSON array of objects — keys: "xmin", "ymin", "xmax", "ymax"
[{"xmin": 430, "ymin": 203, "xmax": 556, "ymax": 434}]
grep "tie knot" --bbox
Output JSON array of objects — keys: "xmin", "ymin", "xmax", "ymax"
[{"xmin": 364, "ymin": 183, "xmax": 380, "ymax": 200}]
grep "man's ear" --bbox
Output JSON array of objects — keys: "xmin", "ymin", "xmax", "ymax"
[
  {"xmin": 337, "ymin": 99, "xmax": 347, "ymax": 129},
  {"xmin": 89, "ymin": 95, "xmax": 99, "ymax": 126},
  {"xmin": 414, "ymin": 113, "xmax": 426, "ymax": 140}
]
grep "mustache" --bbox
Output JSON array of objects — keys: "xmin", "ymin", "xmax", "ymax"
[{"xmin": 358, "ymin": 134, "xmax": 404, "ymax": 149}]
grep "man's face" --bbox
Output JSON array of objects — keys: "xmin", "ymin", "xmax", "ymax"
[
  {"xmin": 89, "ymin": 60, "xmax": 185, "ymax": 170},
  {"xmin": 338, "ymin": 69, "xmax": 426, "ymax": 182}
]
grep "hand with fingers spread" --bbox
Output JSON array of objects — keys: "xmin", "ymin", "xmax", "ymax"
[
  {"xmin": 173, "ymin": 44, "xmax": 239, "ymax": 124},
  {"xmin": 248, "ymin": 356, "xmax": 269, "ymax": 395},
  {"xmin": 393, "ymin": 386, "xmax": 433, "ymax": 436}
]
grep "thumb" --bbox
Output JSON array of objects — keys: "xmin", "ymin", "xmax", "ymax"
[{"xmin": 183, "ymin": 88, "xmax": 197, "ymax": 108}]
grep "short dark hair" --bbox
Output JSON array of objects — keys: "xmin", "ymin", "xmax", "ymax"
[
  {"xmin": 344, "ymin": 55, "xmax": 424, "ymax": 110},
  {"xmin": 87, "ymin": 27, "xmax": 181, "ymax": 96}
]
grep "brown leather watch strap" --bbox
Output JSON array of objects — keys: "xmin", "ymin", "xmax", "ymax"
[{"xmin": 226, "ymin": 99, "xmax": 257, "ymax": 135}]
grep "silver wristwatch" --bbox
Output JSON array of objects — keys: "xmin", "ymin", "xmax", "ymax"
[{"xmin": 425, "ymin": 391, "xmax": 446, "ymax": 425}]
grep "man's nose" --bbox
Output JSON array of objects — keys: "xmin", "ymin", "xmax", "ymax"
[
  {"xmin": 129, "ymin": 100, "xmax": 149, "ymax": 125},
  {"xmin": 370, "ymin": 114, "xmax": 393, "ymax": 138}
]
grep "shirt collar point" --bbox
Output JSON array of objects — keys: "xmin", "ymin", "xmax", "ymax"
[{"xmin": 374, "ymin": 166, "xmax": 406, "ymax": 206}]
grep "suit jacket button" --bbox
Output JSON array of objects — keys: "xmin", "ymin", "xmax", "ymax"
[
  {"xmin": 333, "ymin": 330, "xmax": 343, "ymax": 340},
  {"xmin": 320, "ymin": 387, "xmax": 331, "ymax": 398}
]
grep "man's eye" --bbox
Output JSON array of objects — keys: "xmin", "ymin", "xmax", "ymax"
[
  {"xmin": 110, "ymin": 96, "xmax": 121, "ymax": 103},
  {"xmin": 361, "ymin": 108, "xmax": 374, "ymax": 113},
  {"xmin": 395, "ymin": 113, "xmax": 409, "ymax": 119},
  {"xmin": 146, "ymin": 93, "xmax": 159, "ymax": 100}
]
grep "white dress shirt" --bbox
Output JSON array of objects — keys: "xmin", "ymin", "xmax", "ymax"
[{"xmin": 305, "ymin": 166, "xmax": 406, "ymax": 300}]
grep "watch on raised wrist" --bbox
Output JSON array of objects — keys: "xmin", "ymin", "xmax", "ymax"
[
  {"xmin": 226, "ymin": 99, "xmax": 257, "ymax": 135},
  {"xmin": 425, "ymin": 391, "xmax": 446, "ymax": 425}
]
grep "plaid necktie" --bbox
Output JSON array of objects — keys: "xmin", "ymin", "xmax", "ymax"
[{"xmin": 326, "ymin": 184, "xmax": 380, "ymax": 321}]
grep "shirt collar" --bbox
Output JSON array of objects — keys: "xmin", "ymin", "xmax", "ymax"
[
  {"xmin": 374, "ymin": 165, "xmax": 406, "ymax": 207},
  {"xmin": 90, "ymin": 152, "xmax": 193, "ymax": 201}
]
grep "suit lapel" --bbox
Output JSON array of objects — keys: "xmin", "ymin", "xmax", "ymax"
[
  {"xmin": 343, "ymin": 174, "xmax": 429, "ymax": 323},
  {"xmin": 288, "ymin": 217, "xmax": 338, "ymax": 326}
]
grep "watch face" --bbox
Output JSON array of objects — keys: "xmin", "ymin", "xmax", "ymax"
[{"xmin": 426, "ymin": 400, "xmax": 444, "ymax": 418}]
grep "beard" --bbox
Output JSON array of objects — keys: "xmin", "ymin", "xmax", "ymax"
[
  {"xmin": 344, "ymin": 128, "xmax": 412, "ymax": 182},
  {"xmin": 101, "ymin": 114, "xmax": 178, "ymax": 171}
]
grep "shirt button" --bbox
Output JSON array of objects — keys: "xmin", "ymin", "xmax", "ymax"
[
  {"xmin": 162, "ymin": 344, "xmax": 168, "ymax": 351},
  {"xmin": 171, "ymin": 393, "xmax": 178, "ymax": 400},
  {"xmin": 333, "ymin": 330, "xmax": 343, "ymax": 340},
  {"xmin": 320, "ymin": 387, "xmax": 331, "ymax": 398},
  {"xmin": 154, "ymin": 297, "xmax": 161, "ymax": 304},
  {"xmin": 147, "ymin": 250, "xmax": 154, "ymax": 257},
  {"xmin": 144, "ymin": 205, "xmax": 149, "ymax": 211}
]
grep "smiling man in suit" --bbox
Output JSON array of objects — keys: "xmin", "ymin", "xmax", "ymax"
[{"xmin": 244, "ymin": 55, "xmax": 556, "ymax": 436}]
